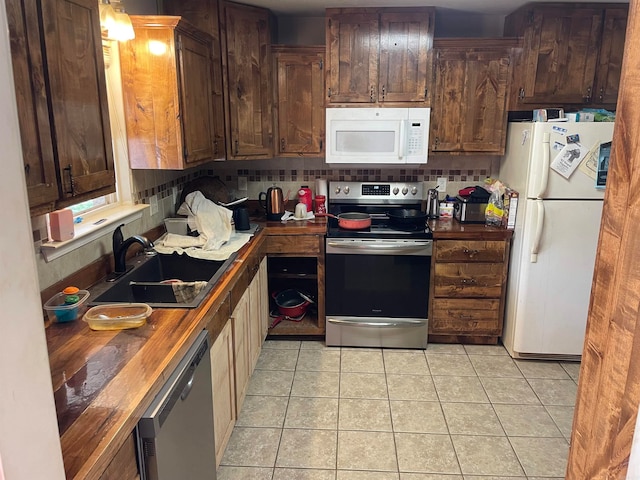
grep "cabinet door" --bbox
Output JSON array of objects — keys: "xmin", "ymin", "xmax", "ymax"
[
  {"xmin": 221, "ymin": 2, "xmax": 273, "ymax": 159},
  {"xmin": 275, "ymin": 48, "xmax": 325, "ymax": 156},
  {"xmin": 516, "ymin": 7, "xmax": 603, "ymax": 104},
  {"xmin": 431, "ymin": 41, "xmax": 513, "ymax": 154},
  {"xmin": 248, "ymin": 271, "xmax": 262, "ymax": 370},
  {"xmin": 163, "ymin": 0, "xmax": 225, "ymax": 158},
  {"xmin": 210, "ymin": 320, "xmax": 236, "ymax": 467},
  {"xmin": 326, "ymin": 12, "xmax": 379, "ymax": 103},
  {"xmin": 593, "ymin": 7, "xmax": 628, "ymax": 106},
  {"xmin": 6, "ymin": 0, "xmax": 59, "ymax": 213},
  {"xmin": 41, "ymin": 0, "xmax": 115, "ymax": 203},
  {"xmin": 378, "ymin": 11, "xmax": 433, "ymax": 104},
  {"xmin": 177, "ymin": 32, "xmax": 218, "ymax": 165},
  {"xmin": 231, "ymin": 288, "xmax": 251, "ymax": 412},
  {"xmin": 259, "ymin": 257, "xmax": 269, "ymax": 340}
]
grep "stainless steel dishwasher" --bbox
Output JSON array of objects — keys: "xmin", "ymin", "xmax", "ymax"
[{"xmin": 136, "ymin": 330, "xmax": 216, "ymax": 480}]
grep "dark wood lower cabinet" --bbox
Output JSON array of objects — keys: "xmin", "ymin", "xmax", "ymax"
[{"xmin": 429, "ymin": 239, "xmax": 510, "ymax": 344}]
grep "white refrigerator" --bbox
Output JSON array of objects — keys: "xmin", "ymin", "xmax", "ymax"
[{"xmin": 499, "ymin": 121, "xmax": 615, "ymax": 359}]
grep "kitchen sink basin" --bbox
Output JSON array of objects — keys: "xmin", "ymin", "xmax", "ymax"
[{"xmin": 89, "ymin": 252, "xmax": 238, "ymax": 308}]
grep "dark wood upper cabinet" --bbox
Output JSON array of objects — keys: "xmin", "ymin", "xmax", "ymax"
[
  {"xmin": 505, "ymin": 3, "xmax": 628, "ymax": 109},
  {"xmin": 162, "ymin": 0, "xmax": 226, "ymax": 158},
  {"xmin": 594, "ymin": 7, "xmax": 628, "ymax": 106},
  {"xmin": 220, "ymin": 1, "xmax": 273, "ymax": 159},
  {"xmin": 120, "ymin": 16, "xmax": 220, "ymax": 169},
  {"xmin": 325, "ymin": 8, "xmax": 434, "ymax": 106},
  {"xmin": 431, "ymin": 39, "xmax": 519, "ymax": 155},
  {"xmin": 6, "ymin": 0, "xmax": 115, "ymax": 216},
  {"xmin": 273, "ymin": 46, "xmax": 325, "ymax": 157}
]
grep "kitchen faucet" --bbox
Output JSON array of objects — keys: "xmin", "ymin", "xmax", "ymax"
[{"xmin": 112, "ymin": 224, "xmax": 154, "ymax": 275}]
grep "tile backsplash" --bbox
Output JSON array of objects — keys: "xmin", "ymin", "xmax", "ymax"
[{"xmin": 35, "ymin": 155, "xmax": 499, "ymax": 290}]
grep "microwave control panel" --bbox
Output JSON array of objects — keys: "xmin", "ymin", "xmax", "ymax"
[{"xmin": 406, "ymin": 121, "xmax": 426, "ymax": 155}]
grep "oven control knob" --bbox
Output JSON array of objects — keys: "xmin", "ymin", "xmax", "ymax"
[
  {"xmin": 393, "ymin": 187, "xmax": 399, "ymax": 195},
  {"xmin": 411, "ymin": 186, "xmax": 418, "ymax": 195},
  {"xmin": 335, "ymin": 186, "xmax": 341, "ymax": 194},
  {"xmin": 343, "ymin": 186, "xmax": 350, "ymax": 195},
  {"xmin": 402, "ymin": 186, "xmax": 408, "ymax": 195}
]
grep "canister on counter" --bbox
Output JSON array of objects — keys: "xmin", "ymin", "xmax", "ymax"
[{"xmin": 298, "ymin": 186, "xmax": 313, "ymax": 213}]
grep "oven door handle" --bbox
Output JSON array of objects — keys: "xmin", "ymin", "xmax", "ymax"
[
  {"xmin": 327, "ymin": 317, "xmax": 426, "ymax": 328},
  {"xmin": 326, "ymin": 241, "xmax": 432, "ymax": 254}
]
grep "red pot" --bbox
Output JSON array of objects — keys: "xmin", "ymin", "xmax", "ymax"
[
  {"xmin": 317, "ymin": 212, "xmax": 371, "ymax": 230},
  {"xmin": 272, "ymin": 289, "xmax": 313, "ymax": 317}
]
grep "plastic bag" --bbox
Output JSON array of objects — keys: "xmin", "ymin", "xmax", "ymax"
[{"xmin": 485, "ymin": 180, "xmax": 505, "ymax": 226}]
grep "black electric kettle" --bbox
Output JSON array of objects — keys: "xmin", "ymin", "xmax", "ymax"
[{"xmin": 259, "ymin": 185, "xmax": 286, "ymax": 220}]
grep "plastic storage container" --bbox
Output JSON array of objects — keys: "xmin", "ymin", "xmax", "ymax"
[
  {"xmin": 83, "ymin": 303, "xmax": 152, "ymax": 331},
  {"xmin": 164, "ymin": 217, "xmax": 188, "ymax": 235},
  {"xmin": 43, "ymin": 289, "xmax": 90, "ymax": 323}
]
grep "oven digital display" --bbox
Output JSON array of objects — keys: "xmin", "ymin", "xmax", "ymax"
[{"xmin": 362, "ymin": 184, "xmax": 390, "ymax": 196}]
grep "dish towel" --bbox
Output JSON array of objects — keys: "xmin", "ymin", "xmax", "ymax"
[
  {"xmin": 176, "ymin": 191, "xmax": 233, "ymax": 250},
  {"xmin": 153, "ymin": 232, "xmax": 253, "ymax": 261},
  {"xmin": 280, "ymin": 211, "xmax": 316, "ymax": 221},
  {"xmin": 172, "ymin": 281, "xmax": 208, "ymax": 303}
]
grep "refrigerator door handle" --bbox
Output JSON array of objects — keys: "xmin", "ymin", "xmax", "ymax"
[
  {"xmin": 534, "ymin": 133, "xmax": 551, "ymax": 198},
  {"xmin": 531, "ymin": 199, "xmax": 545, "ymax": 263}
]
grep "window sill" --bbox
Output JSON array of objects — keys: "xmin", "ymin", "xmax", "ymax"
[{"xmin": 40, "ymin": 203, "xmax": 149, "ymax": 263}]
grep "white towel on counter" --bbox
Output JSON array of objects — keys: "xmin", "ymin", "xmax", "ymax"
[
  {"xmin": 154, "ymin": 232, "xmax": 253, "ymax": 261},
  {"xmin": 280, "ymin": 210, "xmax": 316, "ymax": 222},
  {"xmin": 176, "ymin": 191, "xmax": 232, "ymax": 250}
]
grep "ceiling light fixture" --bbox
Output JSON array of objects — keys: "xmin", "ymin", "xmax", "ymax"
[{"xmin": 99, "ymin": 0, "xmax": 135, "ymax": 42}]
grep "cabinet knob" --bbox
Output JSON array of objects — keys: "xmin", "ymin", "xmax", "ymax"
[
  {"xmin": 63, "ymin": 164, "xmax": 75, "ymax": 196},
  {"xmin": 280, "ymin": 138, "xmax": 285, "ymax": 152},
  {"xmin": 599, "ymin": 87, "xmax": 605, "ymax": 102},
  {"xmin": 585, "ymin": 86, "xmax": 592, "ymax": 103}
]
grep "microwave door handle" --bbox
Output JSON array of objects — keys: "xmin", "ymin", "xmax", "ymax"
[{"xmin": 398, "ymin": 120, "xmax": 405, "ymax": 160}]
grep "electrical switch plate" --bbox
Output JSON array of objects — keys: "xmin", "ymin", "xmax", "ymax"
[
  {"xmin": 436, "ymin": 177, "xmax": 447, "ymax": 192},
  {"xmin": 238, "ymin": 176, "xmax": 248, "ymax": 191},
  {"xmin": 150, "ymin": 194, "xmax": 158, "ymax": 216}
]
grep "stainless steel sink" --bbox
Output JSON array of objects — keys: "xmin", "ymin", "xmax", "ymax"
[{"xmin": 89, "ymin": 252, "xmax": 238, "ymax": 308}]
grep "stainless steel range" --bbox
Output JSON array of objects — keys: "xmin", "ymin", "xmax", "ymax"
[{"xmin": 325, "ymin": 181, "xmax": 432, "ymax": 349}]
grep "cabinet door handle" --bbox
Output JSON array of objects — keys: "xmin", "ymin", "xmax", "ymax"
[
  {"xmin": 381, "ymin": 85, "xmax": 385, "ymax": 101},
  {"xmin": 234, "ymin": 140, "xmax": 239, "ymax": 156},
  {"xmin": 463, "ymin": 248, "xmax": 480, "ymax": 257},
  {"xmin": 460, "ymin": 278, "xmax": 477, "ymax": 285},
  {"xmin": 584, "ymin": 86, "xmax": 592, "ymax": 103},
  {"xmin": 599, "ymin": 87, "xmax": 605, "ymax": 102},
  {"xmin": 280, "ymin": 138, "xmax": 285, "ymax": 152},
  {"xmin": 370, "ymin": 85, "xmax": 375, "ymax": 102},
  {"xmin": 518, "ymin": 87, "xmax": 525, "ymax": 100},
  {"xmin": 327, "ymin": 87, "xmax": 332, "ymax": 98},
  {"xmin": 63, "ymin": 164, "xmax": 75, "ymax": 195}
]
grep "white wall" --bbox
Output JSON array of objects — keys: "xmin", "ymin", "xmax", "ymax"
[{"xmin": 0, "ymin": 1, "xmax": 66, "ymax": 478}]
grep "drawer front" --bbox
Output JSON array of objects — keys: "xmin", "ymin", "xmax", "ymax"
[
  {"xmin": 267, "ymin": 235, "xmax": 320, "ymax": 255},
  {"xmin": 430, "ymin": 298, "xmax": 501, "ymax": 335},
  {"xmin": 434, "ymin": 263, "xmax": 504, "ymax": 297},
  {"xmin": 435, "ymin": 240, "xmax": 506, "ymax": 263}
]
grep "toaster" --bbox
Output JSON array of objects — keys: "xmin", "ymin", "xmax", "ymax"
[{"xmin": 453, "ymin": 196, "xmax": 488, "ymax": 223}]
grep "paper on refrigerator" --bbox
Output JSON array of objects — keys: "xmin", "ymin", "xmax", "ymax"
[{"xmin": 550, "ymin": 143, "xmax": 589, "ymax": 179}]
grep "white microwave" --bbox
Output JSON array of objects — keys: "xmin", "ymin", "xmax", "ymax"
[{"xmin": 325, "ymin": 107, "xmax": 430, "ymax": 164}]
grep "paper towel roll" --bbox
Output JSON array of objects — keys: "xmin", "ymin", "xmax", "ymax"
[{"xmin": 314, "ymin": 178, "xmax": 328, "ymax": 198}]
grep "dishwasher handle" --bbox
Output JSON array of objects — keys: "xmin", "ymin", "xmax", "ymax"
[{"xmin": 179, "ymin": 368, "xmax": 196, "ymax": 401}]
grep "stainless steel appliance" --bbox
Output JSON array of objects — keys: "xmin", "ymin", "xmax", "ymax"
[
  {"xmin": 453, "ymin": 196, "xmax": 488, "ymax": 223},
  {"xmin": 258, "ymin": 185, "xmax": 286, "ymax": 220},
  {"xmin": 325, "ymin": 182, "xmax": 432, "ymax": 349},
  {"xmin": 136, "ymin": 330, "xmax": 216, "ymax": 480}
]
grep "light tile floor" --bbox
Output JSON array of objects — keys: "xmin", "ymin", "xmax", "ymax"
[{"xmin": 218, "ymin": 341, "xmax": 580, "ymax": 480}]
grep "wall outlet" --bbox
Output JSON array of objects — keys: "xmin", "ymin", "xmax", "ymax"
[
  {"xmin": 436, "ymin": 177, "xmax": 447, "ymax": 192},
  {"xmin": 149, "ymin": 194, "xmax": 158, "ymax": 216},
  {"xmin": 237, "ymin": 176, "xmax": 248, "ymax": 191}
]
